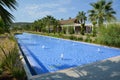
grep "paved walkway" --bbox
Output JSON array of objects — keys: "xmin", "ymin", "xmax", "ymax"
[{"xmin": 31, "ymin": 56, "xmax": 120, "ymax": 80}]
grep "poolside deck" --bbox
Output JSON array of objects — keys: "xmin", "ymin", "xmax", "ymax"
[{"xmin": 30, "ymin": 56, "xmax": 120, "ymax": 80}]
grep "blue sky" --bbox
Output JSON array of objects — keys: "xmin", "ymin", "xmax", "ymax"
[{"xmin": 10, "ymin": 0, "xmax": 120, "ymax": 22}]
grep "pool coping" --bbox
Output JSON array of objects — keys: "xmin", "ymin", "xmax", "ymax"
[
  {"xmin": 31, "ymin": 55, "xmax": 120, "ymax": 80},
  {"xmin": 19, "ymin": 49, "xmax": 32, "ymax": 80},
  {"xmin": 20, "ymin": 50, "xmax": 120, "ymax": 80}
]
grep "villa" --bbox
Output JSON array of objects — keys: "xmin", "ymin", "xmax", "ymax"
[{"xmin": 59, "ymin": 18, "xmax": 93, "ymax": 34}]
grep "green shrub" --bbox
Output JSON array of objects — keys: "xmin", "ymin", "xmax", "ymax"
[
  {"xmin": 92, "ymin": 38, "xmax": 97, "ymax": 43},
  {"xmin": 92, "ymin": 26, "xmax": 97, "ymax": 37},
  {"xmin": 68, "ymin": 26, "xmax": 75, "ymax": 34},
  {"xmin": 62, "ymin": 35, "xmax": 69, "ymax": 39},
  {"xmin": 0, "ymin": 65, "xmax": 2, "ymax": 74},
  {"xmin": 78, "ymin": 37, "xmax": 83, "ymax": 41},
  {"xmin": 85, "ymin": 34, "xmax": 92, "ymax": 42},
  {"xmin": 69, "ymin": 35, "xmax": 77, "ymax": 40},
  {"xmin": 41, "ymin": 27, "xmax": 47, "ymax": 32},
  {"xmin": 97, "ymin": 23, "xmax": 120, "ymax": 47},
  {"xmin": 0, "ymin": 27, "xmax": 4, "ymax": 34},
  {"xmin": 0, "ymin": 46, "xmax": 26, "ymax": 79},
  {"xmin": 0, "ymin": 19, "xmax": 5, "ymax": 34},
  {"xmin": 80, "ymin": 26, "xmax": 85, "ymax": 35},
  {"xmin": 62, "ymin": 27, "xmax": 67, "ymax": 34}
]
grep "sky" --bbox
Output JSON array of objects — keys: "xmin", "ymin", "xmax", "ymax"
[{"xmin": 9, "ymin": 0, "xmax": 120, "ymax": 22}]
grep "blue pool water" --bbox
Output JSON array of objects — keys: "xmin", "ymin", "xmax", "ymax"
[{"xmin": 16, "ymin": 33, "xmax": 120, "ymax": 75}]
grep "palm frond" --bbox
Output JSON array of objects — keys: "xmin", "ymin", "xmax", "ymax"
[
  {"xmin": 0, "ymin": 5, "xmax": 14, "ymax": 24},
  {"xmin": 0, "ymin": 0, "xmax": 17, "ymax": 10},
  {"xmin": 100, "ymin": 0, "xmax": 105, "ymax": 6},
  {"xmin": 88, "ymin": 0, "xmax": 116, "ymax": 26}
]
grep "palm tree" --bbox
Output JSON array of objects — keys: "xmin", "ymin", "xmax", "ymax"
[
  {"xmin": 88, "ymin": 0, "xmax": 116, "ymax": 27},
  {"xmin": 0, "ymin": 18, "xmax": 4, "ymax": 34},
  {"xmin": 44, "ymin": 15, "xmax": 58, "ymax": 33},
  {"xmin": 33, "ymin": 21, "xmax": 39, "ymax": 32},
  {"xmin": 44, "ymin": 15, "xmax": 52, "ymax": 33},
  {"xmin": 53, "ymin": 20, "xmax": 60, "ymax": 34},
  {"xmin": 32, "ymin": 15, "xmax": 59, "ymax": 33},
  {"xmin": 76, "ymin": 11, "xmax": 87, "ymax": 35},
  {"xmin": 0, "ymin": 0, "xmax": 17, "ymax": 33},
  {"xmin": 0, "ymin": 0, "xmax": 17, "ymax": 24}
]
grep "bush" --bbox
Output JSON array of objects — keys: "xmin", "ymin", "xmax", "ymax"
[
  {"xmin": 0, "ymin": 45, "xmax": 26, "ymax": 80},
  {"xmin": 0, "ymin": 27, "xmax": 4, "ymax": 34},
  {"xmin": 0, "ymin": 19, "xmax": 5, "ymax": 34},
  {"xmin": 85, "ymin": 34, "xmax": 92, "ymax": 42},
  {"xmin": 62, "ymin": 27, "xmax": 67, "ymax": 34},
  {"xmin": 41, "ymin": 27, "xmax": 47, "ymax": 32},
  {"xmin": 68, "ymin": 26, "xmax": 75, "ymax": 34},
  {"xmin": 69, "ymin": 35, "xmax": 77, "ymax": 40},
  {"xmin": 0, "ymin": 65, "xmax": 2, "ymax": 74},
  {"xmin": 97, "ymin": 23, "xmax": 120, "ymax": 47},
  {"xmin": 92, "ymin": 26, "xmax": 97, "ymax": 37},
  {"xmin": 78, "ymin": 37, "xmax": 83, "ymax": 41}
]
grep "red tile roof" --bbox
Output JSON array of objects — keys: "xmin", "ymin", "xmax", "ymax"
[{"xmin": 59, "ymin": 18, "xmax": 78, "ymax": 25}]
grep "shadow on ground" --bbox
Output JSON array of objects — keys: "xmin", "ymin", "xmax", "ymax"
[{"xmin": 33, "ymin": 56, "xmax": 120, "ymax": 80}]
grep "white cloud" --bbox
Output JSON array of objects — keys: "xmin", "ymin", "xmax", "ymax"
[
  {"xmin": 39, "ymin": 3, "xmax": 59, "ymax": 8},
  {"xmin": 56, "ymin": 0, "xmax": 72, "ymax": 5},
  {"xmin": 71, "ymin": 7, "xmax": 76, "ymax": 10},
  {"xmin": 24, "ymin": 0, "xmax": 72, "ymax": 18},
  {"xmin": 25, "ymin": 7, "xmax": 53, "ymax": 18},
  {"xmin": 58, "ymin": 8, "xmax": 67, "ymax": 13},
  {"xmin": 25, "ymin": 4, "xmax": 39, "ymax": 10},
  {"xmin": 33, "ymin": 11, "xmax": 53, "ymax": 18}
]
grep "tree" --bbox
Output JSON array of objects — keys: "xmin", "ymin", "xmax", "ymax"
[
  {"xmin": 0, "ymin": 0, "xmax": 17, "ymax": 33},
  {"xmin": 42, "ymin": 15, "xmax": 59, "ymax": 33},
  {"xmin": 53, "ymin": 20, "xmax": 59, "ymax": 34},
  {"xmin": 76, "ymin": 11, "xmax": 87, "ymax": 35},
  {"xmin": 88, "ymin": 0, "xmax": 116, "ymax": 27},
  {"xmin": 0, "ymin": 18, "xmax": 4, "ymax": 34},
  {"xmin": 32, "ymin": 21, "xmax": 39, "ymax": 32},
  {"xmin": 69, "ymin": 17, "xmax": 71, "ymax": 19},
  {"xmin": 61, "ymin": 18, "xmax": 63, "ymax": 20},
  {"xmin": 0, "ymin": 0, "xmax": 17, "ymax": 24},
  {"xmin": 92, "ymin": 21, "xmax": 97, "ymax": 37},
  {"xmin": 32, "ymin": 15, "xmax": 59, "ymax": 33},
  {"xmin": 45, "ymin": 15, "xmax": 54, "ymax": 33}
]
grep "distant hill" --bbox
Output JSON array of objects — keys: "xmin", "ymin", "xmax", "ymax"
[{"xmin": 11, "ymin": 22, "xmax": 33, "ymax": 27}]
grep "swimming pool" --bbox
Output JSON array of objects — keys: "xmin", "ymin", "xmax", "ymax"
[{"xmin": 16, "ymin": 33, "xmax": 120, "ymax": 75}]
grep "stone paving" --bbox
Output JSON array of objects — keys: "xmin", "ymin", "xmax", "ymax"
[{"xmin": 31, "ymin": 56, "xmax": 120, "ymax": 80}]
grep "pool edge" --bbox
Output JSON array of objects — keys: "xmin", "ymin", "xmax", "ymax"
[
  {"xmin": 18, "ymin": 48, "xmax": 33, "ymax": 80},
  {"xmin": 28, "ymin": 55, "xmax": 120, "ymax": 80}
]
